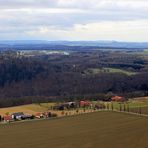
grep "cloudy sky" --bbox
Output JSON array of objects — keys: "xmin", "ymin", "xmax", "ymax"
[{"xmin": 0, "ymin": 0, "xmax": 148, "ymax": 41}]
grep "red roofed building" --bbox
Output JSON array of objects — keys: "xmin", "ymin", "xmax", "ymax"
[
  {"xmin": 35, "ymin": 113, "xmax": 44, "ymax": 118},
  {"xmin": 80, "ymin": 101, "xmax": 91, "ymax": 107},
  {"xmin": 111, "ymin": 96, "xmax": 125, "ymax": 102},
  {"xmin": 4, "ymin": 115, "xmax": 13, "ymax": 122}
]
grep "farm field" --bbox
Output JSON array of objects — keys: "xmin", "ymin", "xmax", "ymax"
[
  {"xmin": 0, "ymin": 103, "xmax": 55, "ymax": 116},
  {"xmin": 0, "ymin": 111, "xmax": 148, "ymax": 148},
  {"xmin": 107, "ymin": 97, "xmax": 148, "ymax": 115},
  {"xmin": 0, "ymin": 103, "xmax": 91, "ymax": 117},
  {"xmin": 144, "ymin": 49, "xmax": 148, "ymax": 54},
  {"xmin": 85, "ymin": 67, "xmax": 136, "ymax": 76},
  {"xmin": 130, "ymin": 106, "xmax": 148, "ymax": 115},
  {"xmin": 1, "ymin": 97, "xmax": 148, "ymax": 116}
]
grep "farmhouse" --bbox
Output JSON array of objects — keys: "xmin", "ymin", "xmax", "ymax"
[
  {"xmin": 11, "ymin": 112, "xmax": 33, "ymax": 120},
  {"xmin": 80, "ymin": 100, "xmax": 92, "ymax": 107},
  {"xmin": 53, "ymin": 102, "xmax": 77, "ymax": 110},
  {"xmin": 12, "ymin": 112, "xmax": 25, "ymax": 120},
  {"xmin": 35, "ymin": 112, "xmax": 44, "ymax": 118},
  {"xmin": 63, "ymin": 102, "xmax": 77, "ymax": 109},
  {"xmin": 111, "ymin": 96, "xmax": 124, "ymax": 102},
  {"xmin": 4, "ymin": 115, "xmax": 13, "ymax": 122}
]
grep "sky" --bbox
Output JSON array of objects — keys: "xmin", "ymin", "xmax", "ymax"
[{"xmin": 0, "ymin": 0, "xmax": 148, "ymax": 41}]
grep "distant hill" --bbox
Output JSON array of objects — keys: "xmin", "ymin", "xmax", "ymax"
[{"xmin": 0, "ymin": 40, "xmax": 148, "ymax": 50}]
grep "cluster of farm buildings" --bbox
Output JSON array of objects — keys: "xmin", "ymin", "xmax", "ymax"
[
  {"xmin": 0, "ymin": 96, "xmax": 125, "ymax": 123},
  {"xmin": 0, "ymin": 111, "xmax": 58, "ymax": 123}
]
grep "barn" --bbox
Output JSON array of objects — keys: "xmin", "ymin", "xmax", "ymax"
[
  {"xmin": 4, "ymin": 115, "xmax": 13, "ymax": 122},
  {"xmin": 111, "ymin": 96, "xmax": 125, "ymax": 102},
  {"xmin": 80, "ymin": 101, "xmax": 92, "ymax": 107}
]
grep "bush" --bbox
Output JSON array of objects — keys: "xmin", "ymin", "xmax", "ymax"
[{"xmin": 51, "ymin": 113, "xmax": 58, "ymax": 117}]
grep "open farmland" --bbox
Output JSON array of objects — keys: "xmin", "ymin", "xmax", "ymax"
[
  {"xmin": 0, "ymin": 112, "xmax": 148, "ymax": 148},
  {"xmin": 107, "ymin": 97, "xmax": 148, "ymax": 115},
  {"xmin": 0, "ymin": 103, "xmax": 55, "ymax": 116},
  {"xmin": 85, "ymin": 67, "xmax": 136, "ymax": 76},
  {"xmin": 0, "ymin": 102, "xmax": 92, "ymax": 117},
  {"xmin": 144, "ymin": 49, "xmax": 148, "ymax": 54}
]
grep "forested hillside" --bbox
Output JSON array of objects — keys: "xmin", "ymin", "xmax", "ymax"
[{"xmin": 0, "ymin": 49, "xmax": 148, "ymax": 107}]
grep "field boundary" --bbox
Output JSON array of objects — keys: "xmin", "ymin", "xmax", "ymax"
[
  {"xmin": 113, "ymin": 110, "xmax": 148, "ymax": 117},
  {"xmin": 1, "ymin": 109, "xmax": 148, "ymax": 126}
]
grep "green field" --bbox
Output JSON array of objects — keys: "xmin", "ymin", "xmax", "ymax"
[
  {"xmin": 107, "ymin": 99, "xmax": 148, "ymax": 115},
  {"xmin": 0, "ymin": 103, "xmax": 55, "ymax": 116},
  {"xmin": 0, "ymin": 111, "xmax": 148, "ymax": 148},
  {"xmin": 133, "ymin": 49, "xmax": 148, "ymax": 56},
  {"xmin": 144, "ymin": 49, "xmax": 148, "ymax": 54},
  {"xmin": 85, "ymin": 68, "xmax": 136, "ymax": 76},
  {"xmin": 109, "ymin": 100, "xmax": 148, "ymax": 109}
]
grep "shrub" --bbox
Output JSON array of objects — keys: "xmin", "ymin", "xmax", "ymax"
[{"xmin": 51, "ymin": 113, "xmax": 58, "ymax": 117}]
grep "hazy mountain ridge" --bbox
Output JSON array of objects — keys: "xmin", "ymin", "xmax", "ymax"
[{"xmin": 0, "ymin": 40, "xmax": 148, "ymax": 50}]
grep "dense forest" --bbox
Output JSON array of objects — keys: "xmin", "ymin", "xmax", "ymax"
[{"xmin": 0, "ymin": 49, "xmax": 148, "ymax": 107}]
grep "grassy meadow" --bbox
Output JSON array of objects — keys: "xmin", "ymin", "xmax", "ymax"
[
  {"xmin": 1, "ymin": 97, "xmax": 148, "ymax": 116},
  {"xmin": 0, "ymin": 103, "xmax": 55, "ymax": 116},
  {"xmin": 144, "ymin": 49, "xmax": 148, "ymax": 54},
  {"xmin": 104, "ymin": 97, "xmax": 148, "ymax": 115},
  {"xmin": 85, "ymin": 68, "xmax": 136, "ymax": 76},
  {"xmin": 0, "ymin": 111, "xmax": 148, "ymax": 148}
]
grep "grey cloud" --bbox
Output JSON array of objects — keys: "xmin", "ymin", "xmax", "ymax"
[
  {"xmin": 0, "ymin": 0, "xmax": 148, "ymax": 40},
  {"xmin": 0, "ymin": 0, "xmax": 57, "ymax": 9},
  {"xmin": 0, "ymin": 8, "xmax": 148, "ymax": 29},
  {"xmin": 0, "ymin": 0, "xmax": 147, "ymax": 10}
]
